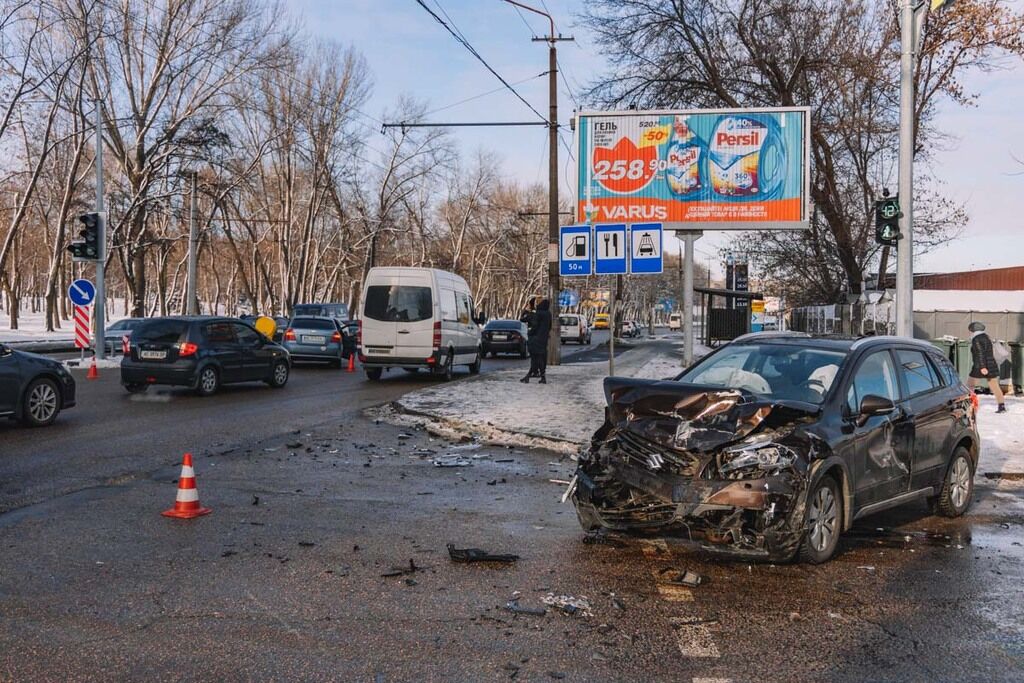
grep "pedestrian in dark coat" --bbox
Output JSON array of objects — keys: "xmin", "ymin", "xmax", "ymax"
[
  {"xmin": 969, "ymin": 321, "xmax": 1005, "ymax": 413},
  {"xmin": 522, "ymin": 298, "xmax": 551, "ymax": 384}
]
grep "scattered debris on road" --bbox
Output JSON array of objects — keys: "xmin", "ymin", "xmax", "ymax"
[
  {"xmin": 541, "ymin": 593, "xmax": 592, "ymax": 617},
  {"xmin": 447, "ymin": 544, "xmax": 519, "ymax": 564},
  {"xmin": 432, "ymin": 455, "xmax": 472, "ymax": 467},
  {"xmin": 505, "ymin": 599, "xmax": 547, "ymax": 617},
  {"xmin": 380, "ymin": 559, "xmax": 426, "ymax": 577},
  {"xmin": 656, "ymin": 567, "xmax": 706, "ymax": 587}
]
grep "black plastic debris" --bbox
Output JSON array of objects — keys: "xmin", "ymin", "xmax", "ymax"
[
  {"xmin": 381, "ymin": 559, "xmax": 424, "ymax": 577},
  {"xmin": 505, "ymin": 600, "xmax": 546, "ymax": 616},
  {"xmin": 447, "ymin": 544, "xmax": 519, "ymax": 564},
  {"xmin": 251, "ymin": 495, "xmax": 260, "ymax": 506},
  {"xmin": 298, "ymin": 541, "xmax": 316, "ymax": 547}
]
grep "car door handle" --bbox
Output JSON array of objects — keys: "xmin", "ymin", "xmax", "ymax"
[{"xmin": 398, "ymin": 330, "xmax": 410, "ymax": 334}]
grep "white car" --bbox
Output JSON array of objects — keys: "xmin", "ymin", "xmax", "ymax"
[
  {"xmin": 559, "ymin": 314, "xmax": 592, "ymax": 344},
  {"xmin": 358, "ymin": 267, "xmax": 483, "ymax": 381},
  {"xmin": 668, "ymin": 313, "xmax": 682, "ymax": 330}
]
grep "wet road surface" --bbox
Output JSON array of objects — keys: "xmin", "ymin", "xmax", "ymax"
[{"xmin": 2, "ymin": 403, "xmax": 1022, "ymax": 681}]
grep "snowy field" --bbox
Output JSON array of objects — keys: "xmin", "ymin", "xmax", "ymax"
[{"xmin": 0, "ymin": 300, "xmax": 136, "ymax": 342}]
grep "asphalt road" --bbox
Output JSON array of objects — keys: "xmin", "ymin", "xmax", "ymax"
[{"xmin": 3, "ymin": 329, "xmax": 1020, "ymax": 682}]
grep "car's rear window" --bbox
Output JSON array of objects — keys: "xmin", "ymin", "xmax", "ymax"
[
  {"xmin": 559, "ymin": 316, "xmax": 579, "ymax": 326},
  {"xmin": 294, "ymin": 304, "xmax": 349, "ymax": 319},
  {"xmin": 133, "ymin": 320, "xmax": 188, "ymax": 343},
  {"xmin": 485, "ymin": 320, "xmax": 523, "ymax": 331},
  {"xmin": 291, "ymin": 318, "xmax": 335, "ymax": 330},
  {"xmin": 364, "ymin": 286, "xmax": 432, "ymax": 323}
]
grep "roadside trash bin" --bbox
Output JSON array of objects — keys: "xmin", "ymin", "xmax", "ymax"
[
  {"xmin": 1009, "ymin": 341, "xmax": 1022, "ymax": 395},
  {"xmin": 930, "ymin": 338, "xmax": 955, "ymax": 365},
  {"xmin": 954, "ymin": 340, "xmax": 973, "ymax": 385}
]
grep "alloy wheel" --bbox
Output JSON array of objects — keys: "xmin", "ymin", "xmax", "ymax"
[
  {"xmin": 274, "ymin": 362, "xmax": 288, "ymax": 385},
  {"xmin": 28, "ymin": 382, "xmax": 58, "ymax": 422},
  {"xmin": 808, "ymin": 485, "xmax": 837, "ymax": 552},
  {"xmin": 200, "ymin": 369, "xmax": 217, "ymax": 394},
  {"xmin": 950, "ymin": 457, "xmax": 970, "ymax": 510}
]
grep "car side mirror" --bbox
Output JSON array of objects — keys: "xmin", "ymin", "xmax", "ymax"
[
  {"xmin": 857, "ymin": 394, "xmax": 895, "ymax": 427},
  {"xmin": 0, "ymin": 343, "xmax": 10, "ymax": 357}
]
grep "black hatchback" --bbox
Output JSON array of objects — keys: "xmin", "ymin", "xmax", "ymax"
[
  {"xmin": 571, "ymin": 333, "xmax": 980, "ymax": 564},
  {"xmin": 120, "ymin": 317, "xmax": 291, "ymax": 396},
  {"xmin": 0, "ymin": 343, "xmax": 76, "ymax": 426}
]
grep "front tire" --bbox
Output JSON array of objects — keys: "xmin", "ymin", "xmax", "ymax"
[
  {"xmin": 268, "ymin": 360, "xmax": 289, "ymax": 388},
  {"xmin": 798, "ymin": 475, "xmax": 842, "ymax": 564},
  {"xmin": 195, "ymin": 366, "xmax": 220, "ymax": 397},
  {"xmin": 21, "ymin": 378, "xmax": 61, "ymax": 427},
  {"xmin": 934, "ymin": 447, "xmax": 973, "ymax": 517}
]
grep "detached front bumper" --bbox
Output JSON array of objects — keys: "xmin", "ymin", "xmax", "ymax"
[{"xmin": 572, "ymin": 451, "xmax": 806, "ymax": 561}]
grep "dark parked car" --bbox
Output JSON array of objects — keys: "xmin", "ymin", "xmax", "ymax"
[
  {"xmin": 571, "ymin": 333, "xmax": 979, "ymax": 564},
  {"xmin": 0, "ymin": 343, "xmax": 76, "ymax": 426},
  {"xmin": 482, "ymin": 319, "xmax": 528, "ymax": 358},
  {"xmin": 282, "ymin": 316, "xmax": 351, "ymax": 367},
  {"xmin": 120, "ymin": 317, "xmax": 290, "ymax": 396}
]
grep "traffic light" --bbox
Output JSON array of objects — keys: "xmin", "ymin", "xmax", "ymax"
[
  {"xmin": 874, "ymin": 196, "xmax": 901, "ymax": 247},
  {"xmin": 67, "ymin": 212, "xmax": 101, "ymax": 261}
]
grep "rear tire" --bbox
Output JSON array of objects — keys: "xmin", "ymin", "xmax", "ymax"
[
  {"xmin": 519, "ymin": 344, "xmax": 528, "ymax": 359},
  {"xmin": 124, "ymin": 382, "xmax": 149, "ymax": 394},
  {"xmin": 20, "ymin": 378, "xmax": 61, "ymax": 427},
  {"xmin": 468, "ymin": 351, "xmax": 481, "ymax": 375},
  {"xmin": 798, "ymin": 475, "xmax": 842, "ymax": 564},
  {"xmin": 438, "ymin": 352, "xmax": 454, "ymax": 382},
  {"xmin": 195, "ymin": 366, "xmax": 220, "ymax": 397},
  {"xmin": 365, "ymin": 367, "xmax": 383, "ymax": 381},
  {"xmin": 268, "ymin": 360, "xmax": 289, "ymax": 388},
  {"xmin": 934, "ymin": 447, "xmax": 973, "ymax": 517}
]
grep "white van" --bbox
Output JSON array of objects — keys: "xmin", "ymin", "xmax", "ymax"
[
  {"xmin": 668, "ymin": 313, "xmax": 682, "ymax": 331},
  {"xmin": 358, "ymin": 267, "xmax": 483, "ymax": 381},
  {"xmin": 559, "ymin": 314, "xmax": 591, "ymax": 345}
]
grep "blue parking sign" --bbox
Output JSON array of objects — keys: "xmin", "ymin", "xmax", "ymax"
[
  {"xmin": 629, "ymin": 223, "xmax": 663, "ymax": 274},
  {"xmin": 559, "ymin": 225, "xmax": 591, "ymax": 277}
]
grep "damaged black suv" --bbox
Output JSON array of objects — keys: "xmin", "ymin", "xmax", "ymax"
[{"xmin": 571, "ymin": 333, "xmax": 979, "ymax": 563}]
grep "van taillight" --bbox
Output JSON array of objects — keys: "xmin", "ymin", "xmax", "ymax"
[
  {"xmin": 356, "ymin": 320, "xmax": 362, "ymax": 346},
  {"xmin": 178, "ymin": 342, "xmax": 198, "ymax": 357},
  {"xmin": 432, "ymin": 321, "xmax": 442, "ymax": 349}
]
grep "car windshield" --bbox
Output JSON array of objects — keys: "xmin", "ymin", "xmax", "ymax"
[
  {"xmin": 291, "ymin": 317, "xmax": 335, "ymax": 330},
  {"xmin": 108, "ymin": 319, "xmax": 138, "ymax": 331},
  {"xmin": 485, "ymin": 320, "xmax": 522, "ymax": 331},
  {"xmin": 677, "ymin": 343, "xmax": 847, "ymax": 405},
  {"xmin": 363, "ymin": 286, "xmax": 433, "ymax": 323},
  {"xmin": 132, "ymin": 319, "xmax": 188, "ymax": 344}
]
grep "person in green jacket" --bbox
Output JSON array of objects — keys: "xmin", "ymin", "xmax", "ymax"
[{"xmin": 969, "ymin": 322, "xmax": 1005, "ymax": 413}]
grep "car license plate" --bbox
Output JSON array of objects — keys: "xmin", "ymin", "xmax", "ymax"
[
  {"xmin": 302, "ymin": 335, "xmax": 326, "ymax": 344},
  {"xmin": 140, "ymin": 350, "xmax": 166, "ymax": 360},
  {"xmin": 493, "ymin": 333, "xmax": 507, "ymax": 340}
]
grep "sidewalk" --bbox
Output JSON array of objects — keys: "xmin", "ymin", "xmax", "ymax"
[{"xmin": 387, "ymin": 343, "xmax": 1024, "ymax": 481}]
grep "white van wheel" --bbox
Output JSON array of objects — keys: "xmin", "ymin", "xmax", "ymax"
[
  {"xmin": 468, "ymin": 350, "xmax": 481, "ymax": 375},
  {"xmin": 439, "ymin": 352, "xmax": 454, "ymax": 381}
]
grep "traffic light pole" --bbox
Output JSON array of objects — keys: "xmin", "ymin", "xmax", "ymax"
[
  {"xmin": 94, "ymin": 99, "xmax": 106, "ymax": 360},
  {"xmin": 895, "ymin": 0, "xmax": 915, "ymax": 337}
]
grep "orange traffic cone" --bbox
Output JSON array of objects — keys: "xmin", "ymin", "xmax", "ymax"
[
  {"xmin": 87, "ymin": 356, "xmax": 99, "ymax": 380},
  {"xmin": 162, "ymin": 453, "xmax": 211, "ymax": 519},
  {"xmin": 346, "ymin": 353, "xmax": 355, "ymax": 373}
]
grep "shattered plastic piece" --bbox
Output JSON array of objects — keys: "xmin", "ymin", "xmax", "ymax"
[
  {"xmin": 657, "ymin": 567, "xmax": 705, "ymax": 587},
  {"xmin": 432, "ymin": 455, "xmax": 471, "ymax": 467},
  {"xmin": 447, "ymin": 544, "xmax": 519, "ymax": 564},
  {"xmin": 380, "ymin": 559, "xmax": 423, "ymax": 577},
  {"xmin": 540, "ymin": 593, "xmax": 593, "ymax": 617},
  {"xmin": 857, "ymin": 565, "xmax": 875, "ymax": 571}
]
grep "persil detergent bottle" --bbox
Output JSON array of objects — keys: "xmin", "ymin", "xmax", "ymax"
[
  {"xmin": 708, "ymin": 115, "xmax": 786, "ymax": 198},
  {"xmin": 665, "ymin": 116, "xmax": 704, "ymax": 198}
]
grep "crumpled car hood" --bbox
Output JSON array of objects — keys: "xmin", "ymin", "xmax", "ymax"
[{"xmin": 602, "ymin": 377, "xmax": 820, "ymax": 453}]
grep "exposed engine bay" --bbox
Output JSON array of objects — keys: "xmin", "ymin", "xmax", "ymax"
[{"xmin": 571, "ymin": 377, "xmax": 827, "ymax": 560}]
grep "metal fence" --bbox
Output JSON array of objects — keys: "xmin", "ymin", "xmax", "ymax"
[{"xmin": 790, "ymin": 302, "xmax": 1024, "ymax": 342}]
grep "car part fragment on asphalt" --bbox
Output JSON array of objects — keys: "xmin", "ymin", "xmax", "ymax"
[
  {"xmin": 432, "ymin": 455, "xmax": 471, "ymax": 467},
  {"xmin": 446, "ymin": 544, "xmax": 519, "ymax": 564},
  {"xmin": 540, "ymin": 593, "xmax": 592, "ymax": 617},
  {"xmin": 161, "ymin": 452, "xmax": 211, "ymax": 519},
  {"xmin": 380, "ymin": 559, "xmax": 425, "ymax": 577},
  {"xmin": 656, "ymin": 567, "xmax": 706, "ymax": 587},
  {"xmin": 505, "ymin": 599, "xmax": 547, "ymax": 617}
]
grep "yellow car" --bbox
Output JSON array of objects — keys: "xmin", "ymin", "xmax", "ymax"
[{"xmin": 593, "ymin": 313, "xmax": 610, "ymax": 329}]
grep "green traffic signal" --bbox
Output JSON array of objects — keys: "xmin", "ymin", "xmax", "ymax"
[{"xmin": 874, "ymin": 196, "xmax": 901, "ymax": 247}]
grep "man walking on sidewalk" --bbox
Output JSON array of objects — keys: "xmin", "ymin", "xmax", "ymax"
[
  {"xmin": 969, "ymin": 322, "xmax": 1006, "ymax": 413},
  {"xmin": 521, "ymin": 298, "xmax": 551, "ymax": 384}
]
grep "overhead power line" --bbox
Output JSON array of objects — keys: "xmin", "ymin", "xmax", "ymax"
[{"xmin": 413, "ymin": 0, "xmax": 548, "ymax": 124}]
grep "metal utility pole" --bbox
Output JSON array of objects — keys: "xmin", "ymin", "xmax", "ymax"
[
  {"xmin": 681, "ymin": 232, "xmax": 700, "ymax": 366},
  {"xmin": 93, "ymin": 99, "xmax": 106, "ymax": 360},
  {"xmin": 186, "ymin": 171, "xmax": 199, "ymax": 315},
  {"xmin": 895, "ymin": 0, "xmax": 916, "ymax": 337}
]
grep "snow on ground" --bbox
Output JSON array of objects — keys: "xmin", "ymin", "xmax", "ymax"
[
  {"xmin": 976, "ymin": 394, "xmax": 1024, "ymax": 478},
  {"xmin": 0, "ymin": 300, "xmax": 134, "ymax": 342}
]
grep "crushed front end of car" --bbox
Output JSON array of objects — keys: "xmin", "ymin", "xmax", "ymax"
[{"xmin": 571, "ymin": 377, "xmax": 824, "ymax": 561}]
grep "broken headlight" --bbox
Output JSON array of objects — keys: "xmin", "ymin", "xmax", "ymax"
[{"xmin": 717, "ymin": 443, "xmax": 796, "ymax": 479}]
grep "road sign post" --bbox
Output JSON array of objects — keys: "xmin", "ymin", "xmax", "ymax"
[
  {"xmin": 559, "ymin": 225, "xmax": 592, "ymax": 277},
  {"xmin": 594, "ymin": 223, "xmax": 627, "ymax": 275},
  {"xmin": 69, "ymin": 278, "xmax": 97, "ymax": 357}
]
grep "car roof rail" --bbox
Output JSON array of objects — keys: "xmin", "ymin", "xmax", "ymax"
[
  {"xmin": 732, "ymin": 331, "xmax": 812, "ymax": 343},
  {"xmin": 850, "ymin": 335, "xmax": 934, "ymax": 351}
]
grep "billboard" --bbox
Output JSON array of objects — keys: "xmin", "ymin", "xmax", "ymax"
[{"xmin": 576, "ymin": 108, "xmax": 810, "ymax": 230}]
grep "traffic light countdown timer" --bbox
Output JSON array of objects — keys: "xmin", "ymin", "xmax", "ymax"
[
  {"xmin": 874, "ymin": 195, "xmax": 901, "ymax": 247},
  {"xmin": 67, "ymin": 212, "xmax": 103, "ymax": 261}
]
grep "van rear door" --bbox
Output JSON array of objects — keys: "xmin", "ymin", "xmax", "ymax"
[
  {"xmin": 361, "ymin": 273, "xmax": 401, "ymax": 358},
  {"xmin": 395, "ymin": 272, "xmax": 435, "ymax": 361}
]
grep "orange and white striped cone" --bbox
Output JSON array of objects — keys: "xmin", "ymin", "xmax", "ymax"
[
  {"xmin": 87, "ymin": 356, "xmax": 99, "ymax": 380},
  {"xmin": 162, "ymin": 453, "xmax": 211, "ymax": 519},
  {"xmin": 346, "ymin": 353, "xmax": 355, "ymax": 373}
]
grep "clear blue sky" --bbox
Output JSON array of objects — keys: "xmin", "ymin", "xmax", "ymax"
[{"xmin": 295, "ymin": 0, "xmax": 1023, "ymax": 279}]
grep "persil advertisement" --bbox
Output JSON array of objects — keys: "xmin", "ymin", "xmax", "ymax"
[{"xmin": 576, "ymin": 108, "xmax": 809, "ymax": 228}]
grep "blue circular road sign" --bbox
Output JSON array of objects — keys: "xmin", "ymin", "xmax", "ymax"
[
  {"xmin": 68, "ymin": 279, "xmax": 96, "ymax": 306},
  {"xmin": 559, "ymin": 289, "xmax": 580, "ymax": 308}
]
